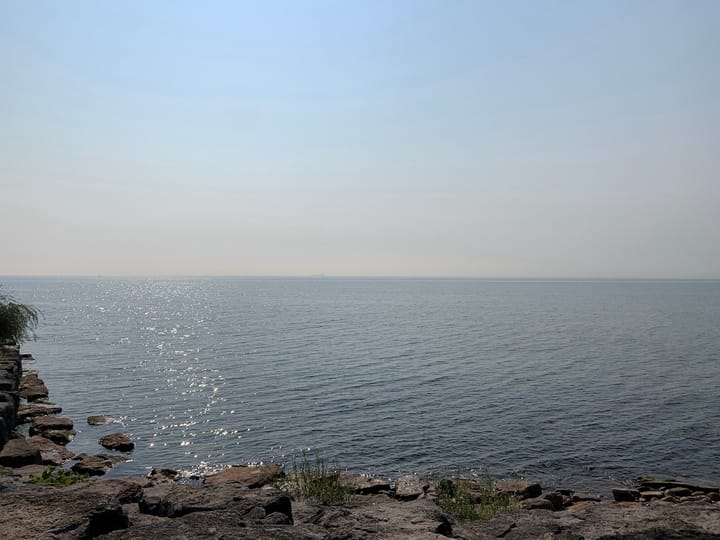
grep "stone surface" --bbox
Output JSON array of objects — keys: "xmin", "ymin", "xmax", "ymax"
[
  {"xmin": 72, "ymin": 453, "xmax": 129, "ymax": 476},
  {"xmin": 572, "ymin": 492, "xmax": 602, "ymax": 502},
  {"xmin": 613, "ymin": 487, "xmax": 640, "ymax": 502},
  {"xmin": 496, "ymin": 479, "xmax": 543, "ymax": 500},
  {"xmin": 521, "ymin": 496, "xmax": 556, "ymax": 510},
  {"xmin": 666, "ymin": 486, "xmax": 693, "ymax": 497},
  {"xmin": 203, "ymin": 464, "xmax": 283, "ymax": 488},
  {"xmin": 0, "ymin": 437, "xmax": 42, "ymax": 467},
  {"xmin": 0, "ymin": 474, "xmax": 718, "ymax": 540},
  {"xmin": 25, "ymin": 435, "xmax": 73, "ymax": 465},
  {"xmin": 87, "ymin": 415, "xmax": 112, "ymax": 425},
  {"xmin": 16, "ymin": 404, "xmax": 62, "ymax": 423},
  {"xmin": 19, "ymin": 372, "xmax": 48, "ymax": 402},
  {"xmin": 340, "ymin": 472, "xmax": 392, "ymax": 494},
  {"xmin": 394, "ymin": 474, "xmax": 428, "ymax": 500},
  {"xmin": 38, "ymin": 428, "xmax": 76, "ymax": 445},
  {"xmin": 100, "ymin": 432, "xmax": 135, "ymax": 452},
  {"xmin": 29, "ymin": 415, "xmax": 74, "ymax": 434}
]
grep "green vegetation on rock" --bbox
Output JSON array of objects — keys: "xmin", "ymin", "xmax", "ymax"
[
  {"xmin": 27, "ymin": 466, "xmax": 89, "ymax": 486},
  {"xmin": 0, "ymin": 292, "xmax": 39, "ymax": 344},
  {"xmin": 436, "ymin": 476, "xmax": 517, "ymax": 521},
  {"xmin": 289, "ymin": 452, "xmax": 350, "ymax": 505}
]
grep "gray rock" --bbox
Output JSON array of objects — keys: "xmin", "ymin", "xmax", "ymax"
[
  {"xmin": 87, "ymin": 415, "xmax": 112, "ymax": 425},
  {"xmin": 340, "ymin": 473, "xmax": 391, "ymax": 494},
  {"xmin": 394, "ymin": 474, "xmax": 427, "ymax": 500},
  {"xmin": 38, "ymin": 429, "xmax": 76, "ymax": 445},
  {"xmin": 665, "ymin": 486, "xmax": 692, "ymax": 497}
]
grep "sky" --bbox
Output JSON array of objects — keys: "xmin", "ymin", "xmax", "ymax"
[{"xmin": 1, "ymin": 0, "xmax": 718, "ymax": 278}]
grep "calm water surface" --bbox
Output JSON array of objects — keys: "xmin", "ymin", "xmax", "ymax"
[{"xmin": 5, "ymin": 278, "xmax": 720, "ymax": 492}]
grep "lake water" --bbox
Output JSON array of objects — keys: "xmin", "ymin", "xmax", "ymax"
[{"xmin": 4, "ymin": 277, "xmax": 720, "ymax": 492}]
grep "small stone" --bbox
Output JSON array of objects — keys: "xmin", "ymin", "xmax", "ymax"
[
  {"xmin": 707, "ymin": 492, "xmax": 720, "ymax": 502},
  {"xmin": 100, "ymin": 433, "xmax": 135, "ymax": 452},
  {"xmin": 87, "ymin": 415, "xmax": 112, "ymax": 425}
]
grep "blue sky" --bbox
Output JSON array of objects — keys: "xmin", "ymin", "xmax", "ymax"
[{"xmin": 1, "ymin": 0, "xmax": 718, "ymax": 277}]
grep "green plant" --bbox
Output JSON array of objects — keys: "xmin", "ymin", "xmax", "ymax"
[
  {"xmin": 0, "ymin": 292, "xmax": 39, "ymax": 344},
  {"xmin": 27, "ymin": 466, "xmax": 89, "ymax": 486},
  {"xmin": 435, "ymin": 476, "xmax": 517, "ymax": 521},
  {"xmin": 288, "ymin": 452, "xmax": 350, "ymax": 505}
]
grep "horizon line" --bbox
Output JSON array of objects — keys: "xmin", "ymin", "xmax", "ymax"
[{"xmin": 2, "ymin": 274, "xmax": 720, "ymax": 282}]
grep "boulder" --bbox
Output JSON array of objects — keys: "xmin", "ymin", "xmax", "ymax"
[
  {"xmin": 0, "ymin": 437, "xmax": 42, "ymax": 467},
  {"xmin": 29, "ymin": 415, "xmax": 74, "ymax": 434},
  {"xmin": 543, "ymin": 491, "xmax": 565, "ymax": 510},
  {"xmin": 26, "ymin": 435, "xmax": 73, "ymax": 465},
  {"xmin": 665, "ymin": 486, "xmax": 692, "ymax": 497},
  {"xmin": 496, "ymin": 479, "xmax": 542, "ymax": 500},
  {"xmin": 572, "ymin": 492, "xmax": 602, "ymax": 503},
  {"xmin": 394, "ymin": 474, "xmax": 427, "ymax": 500},
  {"xmin": 71, "ymin": 453, "xmax": 129, "ymax": 476},
  {"xmin": 521, "ymin": 496, "xmax": 556, "ymax": 510},
  {"xmin": 203, "ymin": 464, "xmax": 283, "ymax": 488},
  {"xmin": 640, "ymin": 490, "xmax": 665, "ymax": 501},
  {"xmin": 612, "ymin": 488, "xmax": 640, "ymax": 502},
  {"xmin": 16, "ymin": 404, "xmax": 62, "ymax": 423},
  {"xmin": 100, "ymin": 433, "xmax": 135, "ymax": 452},
  {"xmin": 340, "ymin": 473, "xmax": 391, "ymax": 494},
  {"xmin": 40, "ymin": 429, "xmax": 76, "ymax": 445},
  {"xmin": 19, "ymin": 373, "xmax": 48, "ymax": 401}
]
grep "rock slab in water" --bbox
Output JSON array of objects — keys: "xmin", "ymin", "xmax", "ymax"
[
  {"xmin": 100, "ymin": 433, "xmax": 135, "ymax": 452},
  {"xmin": 19, "ymin": 372, "xmax": 48, "ymax": 402},
  {"xmin": 340, "ymin": 473, "xmax": 392, "ymax": 495},
  {"xmin": 87, "ymin": 415, "xmax": 112, "ymax": 425},
  {"xmin": 16, "ymin": 404, "xmax": 62, "ymax": 423},
  {"xmin": 29, "ymin": 415, "xmax": 74, "ymax": 434}
]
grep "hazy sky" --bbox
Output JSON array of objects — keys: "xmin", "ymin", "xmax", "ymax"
[{"xmin": 1, "ymin": 0, "xmax": 718, "ymax": 278}]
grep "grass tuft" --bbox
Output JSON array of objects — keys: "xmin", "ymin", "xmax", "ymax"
[
  {"xmin": 0, "ymin": 292, "xmax": 40, "ymax": 344},
  {"xmin": 435, "ymin": 476, "xmax": 517, "ymax": 521},
  {"xmin": 288, "ymin": 452, "xmax": 350, "ymax": 505},
  {"xmin": 27, "ymin": 466, "xmax": 89, "ymax": 486}
]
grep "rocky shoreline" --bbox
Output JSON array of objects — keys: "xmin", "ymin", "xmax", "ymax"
[{"xmin": 1, "ymin": 344, "xmax": 719, "ymax": 539}]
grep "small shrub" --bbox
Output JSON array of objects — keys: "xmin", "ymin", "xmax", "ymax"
[
  {"xmin": 0, "ymin": 293, "xmax": 39, "ymax": 344},
  {"xmin": 27, "ymin": 466, "xmax": 89, "ymax": 486},
  {"xmin": 289, "ymin": 452, "xmax": 350, "ymax": 505},
  {"xmin": 436, "ymin": 476, "xmax": 517, "ymax": 521}
]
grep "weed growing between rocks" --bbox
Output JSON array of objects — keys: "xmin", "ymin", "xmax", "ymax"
[
  {"xmin": 436, "ymin": 477, "xmax": 517, "ymax": 521},
  {"xmin": 27, "ymin": 466, "xmax": 89, "ymax": 486},
  {"xmin": 289, "ymin": 452, "xmax": 350, "ymax": 505}
]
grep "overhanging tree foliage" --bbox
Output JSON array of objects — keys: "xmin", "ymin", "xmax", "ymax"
[{"xmin": 0, "ymin": 293, "xmax": 39, "ymax": 344}]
